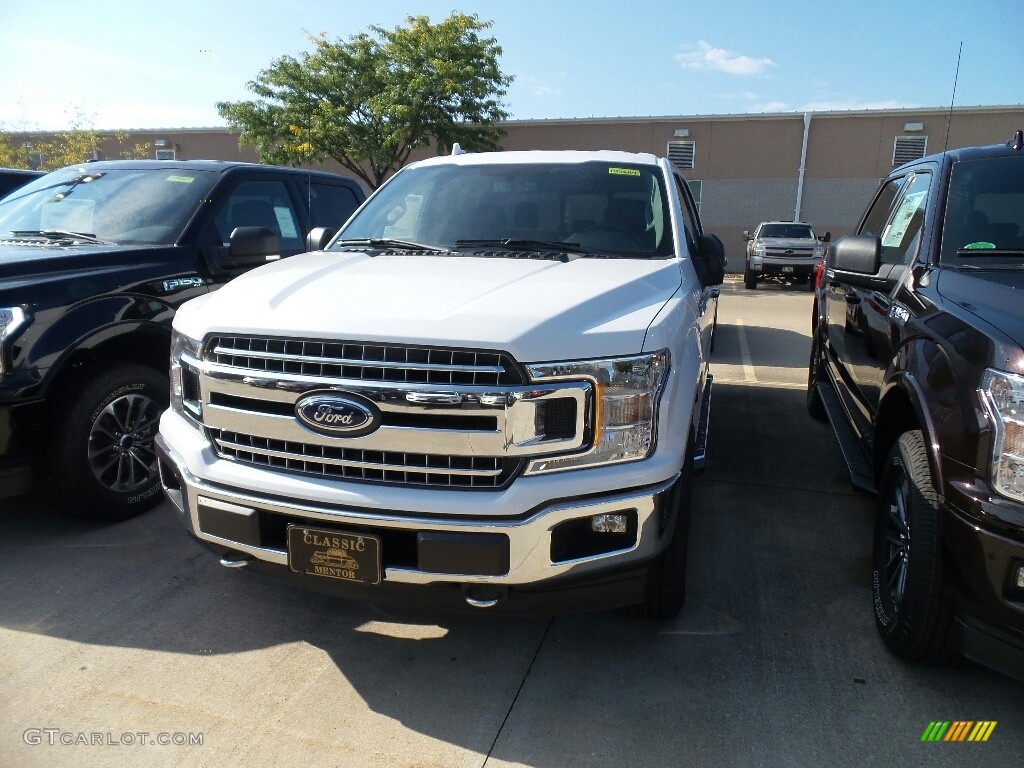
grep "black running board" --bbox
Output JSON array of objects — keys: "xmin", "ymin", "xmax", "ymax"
[
  {"xmin": 692, "ymin": 375, "xmax": 713, "ymax": 474},
  {"xmin": 816, "ymin": 381, "xmax": 875, "ymax": 494}
]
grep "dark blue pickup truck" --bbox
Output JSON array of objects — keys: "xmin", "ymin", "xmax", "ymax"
[
  {"xmin": 808, "ymin": 132, "xmax": 1024, "ymax": 680},
  {"xmin": 0, "ymin": 160, "xmax": 364, "ymax": 519}
]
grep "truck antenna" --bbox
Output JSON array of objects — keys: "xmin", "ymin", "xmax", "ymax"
[{"xmin": 943, "ymin": 42, "xmax": 963, "ymax": 154}]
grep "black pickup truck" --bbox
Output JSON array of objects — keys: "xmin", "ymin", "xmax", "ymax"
[
  {"xmin": 807, "ymin": 133, "xmax": 1024, "ymax": 680},
  {"xmin": 0, "ymin": 160, "xmax": 364, "ymax": 519}
]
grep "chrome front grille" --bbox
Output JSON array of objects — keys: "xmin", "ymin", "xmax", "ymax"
[
  {"xmin": 207, "ymin": 336, "xmax": 524, "ymax": 387},
  {"xmin": 210, "ymin": 428, "xmax": 520, "ymax": 489},
  {"xmin": 192, "ymin": 336, "xmax": 592, "ymax": 491},
  {"xmin": 764, "ymin": 247, "xmax": 815, "ymax": 258}
]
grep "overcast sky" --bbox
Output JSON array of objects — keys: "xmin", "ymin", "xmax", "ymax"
[{"xmin": 2, "ymin": 0, "xmax": 1020, "ymax": 131}]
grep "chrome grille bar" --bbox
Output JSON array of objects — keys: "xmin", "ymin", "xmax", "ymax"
[{"xmin": 214, "ymin": 433, "xmax": 502, "ymax": 478}]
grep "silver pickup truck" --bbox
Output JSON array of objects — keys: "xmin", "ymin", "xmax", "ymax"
[{"xmin": 743, "ymin": 221, "xmax": 827, "ymax": 290}]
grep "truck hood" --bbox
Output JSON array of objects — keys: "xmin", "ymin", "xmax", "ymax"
[
  {"xmin": 176, "ymin": 251, "xmax": 682, "ymax": 362},
  {"xmin": 0, "ymin": 242, "xmax": 162, "ymax": 283},
  {"xmin": 935, "ymin": 268, "xmax": 1024, "ymax": 350}
]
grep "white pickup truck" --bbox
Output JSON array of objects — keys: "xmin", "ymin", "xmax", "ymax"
[{"xmin": 156, "ymin": 149, "xmax": 725, "ymax": 618}]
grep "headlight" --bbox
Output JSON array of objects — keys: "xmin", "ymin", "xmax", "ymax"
[
  {"xmin": 0, "ymin": 307, "xmax": 30, "ymax": 380},
  {"xmin": 980, "ymin": 368, "xmax": 1024, "ymax": 504},
  {"xmin": 755, "ymin": 243, "xmax": 766, "ymax": 257},
  {"xmin": 524, "ymin": 350, "xmax": 669, "ymax": 474},
  {"xmin": 170, "ymin": 329, "xmax": 203, "ymax": 421}
]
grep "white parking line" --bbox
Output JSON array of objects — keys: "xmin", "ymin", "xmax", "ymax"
[{"xmin": 735, "ymin": 319, "xmax": 756, "ymax": 382}]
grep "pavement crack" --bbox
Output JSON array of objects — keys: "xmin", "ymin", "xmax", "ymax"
[{"xmin": 480, "ymin": 616, "xmax": 554, "ymax": 767}]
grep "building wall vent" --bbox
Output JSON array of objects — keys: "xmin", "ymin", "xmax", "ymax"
[
  {"xmin": 667, "ymin": 140, "xmax": 695, "ymax": 170},
  {"xmin": 893, "ymin": 135, "xmax": 928, "ymax": 166}
]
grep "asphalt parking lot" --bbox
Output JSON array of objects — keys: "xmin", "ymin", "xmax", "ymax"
[{"xmin": 2, "ymin": 276, "xmax": 1022, "ymax": 768}]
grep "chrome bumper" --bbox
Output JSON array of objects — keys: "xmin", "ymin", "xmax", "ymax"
[{"xmin": 156, "ymin": 433, "xmax": 677, "ymax": 588}]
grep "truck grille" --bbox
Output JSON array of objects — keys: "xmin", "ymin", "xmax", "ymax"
[
  {"xmin": 764, "ymin": 246, "xmax": 815, "ymax": 258},
  {"xmin": 192, "ymin": 335, "xmax": 588, "ymax": 492},
  {"xmin": 207, "ymin": 335, "xmax": 524, "ymax": 387},
  {"xmin": 210, "ymin": 428, "xmax": 520, "ymax": 489}
]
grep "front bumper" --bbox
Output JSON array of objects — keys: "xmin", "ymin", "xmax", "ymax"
[
  {"xmin": 749, "ymin": 255, "xmax": 818, "ymax": 277},
  {"xmin": 155, "ymin": 434, "xmax": 680, "ymax": 614},
  {"xmin": 943, "ymin": 494, "xmax": 1024, "ymax": 681}
]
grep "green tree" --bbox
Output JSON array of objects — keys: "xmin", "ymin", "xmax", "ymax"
[
  {"xmin": 1, "ymin": 111, "xmax": 151, "ymax": 170},
  {"xmin": 217, "ymin": 13, "xmax": 513, "ymax": 189}
]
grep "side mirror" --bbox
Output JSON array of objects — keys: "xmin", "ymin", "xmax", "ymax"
[
  {"xmin": 826, "ymin": 234, "xmax": 902, "ymax": 291},
  {"xmin": 214, "ymin": 226, "xmax": 281, "ymax": 270},
  {"xmin": 694, "ymin": 233, "xmax": 726, "ymax": 287},
  {"xmin": 742, "ymin": 230, "xmax": 750, "ymax": 240},
  {"xmin": 828, "ymin": 235, "xmax": 880, "ymax": 274},
  {"xmin": 305, "ymin": 226, "xmax": 337, "ymax": 252}
]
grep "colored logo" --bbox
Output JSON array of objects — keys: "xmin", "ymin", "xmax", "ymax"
[
  {"xmin": 294, "ymin": 392, "xmax": 379, "ymax": 437},
  {"xmin": 920, "ymin": 721, "xmax": 997, "ymax": 742}
]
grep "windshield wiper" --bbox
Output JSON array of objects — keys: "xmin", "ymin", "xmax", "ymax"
[
  {"xmin": 956, "ymin": 247, "xmax": 1024, "ymax": 257},
  {"xmin": 334, "ymin": 238, "xmax": 449, "ymax": 253},
  {"xmin": 9, "ymin": 229, "xmax": 115, "ymax": 245},
  {"xmin": 455, "ymin": 238, "xmax": 583, "ymax": 253}
]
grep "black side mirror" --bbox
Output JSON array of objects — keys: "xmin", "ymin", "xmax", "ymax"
[
  {"xmin": 214, "ymin": 226, "xmax": 281, "ymax": 270},
  {"xmin": 694, "ymin": 233, "xmax": 726, "ymax": 287},
  {"xmin": 825, "ymin": 234, "xmax": 909, "ymax": 292},
  {"xmin": 819, "ymin": 231, "xmax": 832, "ymax": 243},
  {"xmin": 828, "ymin": 235, "xmax": 879, "ymax": 274},
  {"xmin": 305, "ymin": 226, "xmax": 337, "ymax": 252}
]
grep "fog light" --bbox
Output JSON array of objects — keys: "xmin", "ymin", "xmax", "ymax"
[
  {"xmin": 591, "ymin": 513, "xmax": 628, "ymax": 534},
  {"xmin": 1016, "ymin": 564, "xmax": 1024, "ymax": 589}
]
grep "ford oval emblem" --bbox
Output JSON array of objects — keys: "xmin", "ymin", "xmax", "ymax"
[{"xmin": 295, "ymin": 392, "xmax": 380, "ymax": 437}]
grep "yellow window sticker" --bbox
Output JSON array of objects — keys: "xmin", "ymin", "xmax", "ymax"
[
  {"xmin": 609, "ymin": 168, "xmax": 641, "ymax": 177},
  {"xmin": 166, "ymin": 175, "xmax": 195, "ymax": 183}
]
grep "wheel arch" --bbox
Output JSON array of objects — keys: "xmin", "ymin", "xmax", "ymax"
[
  {"xmin": 43, "ymin": 322, "xmax": 171, "ymax": 400},
  {"xmin": 874, "ymin": 371, "xmax": 942, "ymax": 492}
]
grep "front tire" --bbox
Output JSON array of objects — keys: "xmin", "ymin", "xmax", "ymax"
[
  {"xmin": 871, "ymin": 430, "xmax": 960, "ymax": 666},
  {"xmin": 744, "ymin": 265, "xmax": 758, "ymax": 290},
  {"xmin": 639, "ymin": 454, "xmax": 693, "ymax": 620},
  {"xmin": 44, "ymin": 363, "xmax": 168, "ymax": 521}
]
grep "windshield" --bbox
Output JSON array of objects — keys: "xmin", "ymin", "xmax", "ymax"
[
  {"xmin": 0, "ymin": 167, "xmax": 217, "ymax": 245},
  {"xmin": 941, "ymin": 155, "xmax": 1024, "ymax": 269},
  {"xmin": 334, "ymin": 161, "xmax": 674, "ymax": 257},
  {"xmin": 758, "ymin": 223, "xmax": 814, "ymax": 239}
]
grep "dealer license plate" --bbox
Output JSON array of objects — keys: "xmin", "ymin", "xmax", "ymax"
[{"xmin": 287, "ymin": 525, "xmax": 381, "ymax": 585}]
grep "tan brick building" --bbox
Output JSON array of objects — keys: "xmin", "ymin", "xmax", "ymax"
[{"xmin": 13, "ymin": 105, "xmax": 1023, "ymax": 265}]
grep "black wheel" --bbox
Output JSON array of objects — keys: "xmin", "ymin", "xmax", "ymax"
[
  {"xmin": 744, "ymin": 266, "xmax": 757, "ymax": 290},
  {"xmin": 806, "ymin": 334, "xmax": 828, "ymax": 422},
  {"xmin": 639, "ymin": 454, "xmax": 693, "ymax": 620},
  {"xmin": 872, "ymin": 430, "xmax": 960, "ymax": 666},
  {"xmin": 44, "ymin": 363, "xmax": 168, "ymax": 521}
]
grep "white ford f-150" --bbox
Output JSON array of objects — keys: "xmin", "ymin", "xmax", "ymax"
[{"xmin": 156, "ymin": 149, "xmax": 725, "ymax": 618}]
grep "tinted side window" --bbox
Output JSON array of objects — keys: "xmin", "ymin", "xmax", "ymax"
[
  {"xmin": 877, "ymin": 172, "xmax": 930, "ymax": 265},
  {"xmin": 214, "ymin": 179, "xmax": 303, "ymax": 254},
  {"xmin": 674, "ymin": 174, "xmax": 699, "ymax": 253},
  {"xmin": 308, "ymin": 183, "xmax": 361, "ymax": 229},
  {"xmin": 859, "ymin": 177, "xmax": 906, "ymax": 238}
]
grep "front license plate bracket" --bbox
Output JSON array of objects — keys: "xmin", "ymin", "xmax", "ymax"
[{"xmin": 287, "ymin": 525, "xmax": 382, "ymax": 585}]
